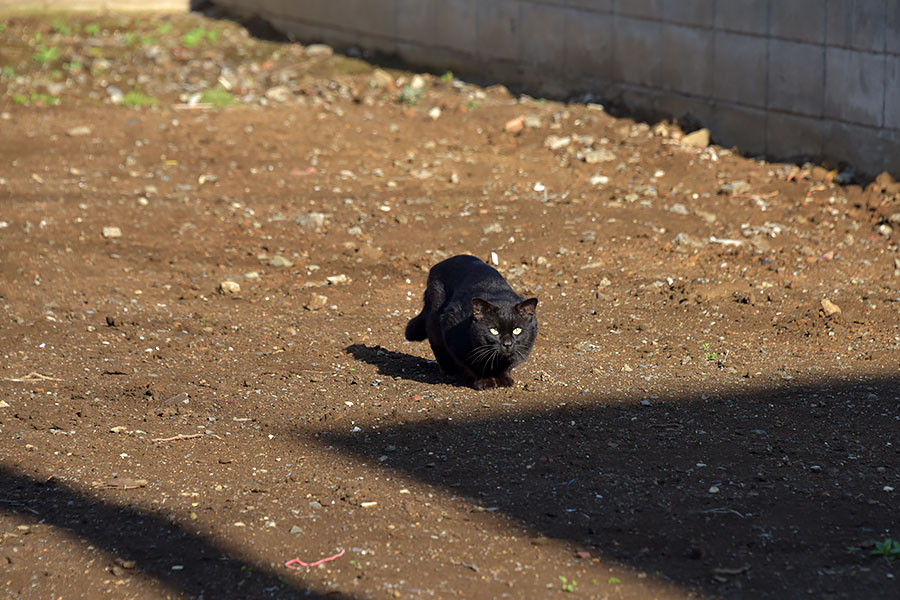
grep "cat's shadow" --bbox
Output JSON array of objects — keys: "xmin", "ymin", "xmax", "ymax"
[{"xmin": 344, "ymin": 344, "xmax": 467, "ymax": 388}]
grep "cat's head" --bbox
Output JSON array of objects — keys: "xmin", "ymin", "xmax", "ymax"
[{"xmin": 469, "ymin": 297, "xmax": 538, "ymax": 367}]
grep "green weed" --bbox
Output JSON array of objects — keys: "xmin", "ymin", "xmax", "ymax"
[
  {"xmin": 399, "ymin": 84, "xmax": 422, "ymax": 107},
  {"xmin": 122, "ymin": 31, "xmax": 138, "ymax": 46},
  {"xmin": 32, "ymin": 44, "xmax": 60, "ymax": 65},
  {"xmin": 200, "ymin": 87, "xmax": 235, "ymax": 108},
  {"xmin": 558, "ymin": 576, "xmax": 577, "ymax": 592},
  {"xmin": 182, "ymin": 27, "xmax": 217, "ymax": 48},
  {"xmin": 1, "ymin": 66, "xmax": 15, "ymax": 79},
  {"xmin": 13, "ymin": 92, "xmax": 60, "ymax": 106},
  {"xmin": 440, "ymin": 70, "xmax": 454, "ymax": 82},
  {"xmin": 84, "ymin": 23, "xmax": 100, "ymax": 36},
  {"xmin": 121, "ymin": 91, "xmax": 159, "ymax": 108},
  {"xmin": 157, "ymin": 22, "xmax": 173, "ymax": 35},
  {"xmin": 608, "ymin": 577, "xmax": 622, "ymax": 584},
  {"xmin": 872, "ymin": 538, "xmax": 900, "ymax": 559},
  {"xmin": 702, "ymin": 343, "xmax": 718, "ymax": 362},
  {"xmin": 51, "ymin": 19, "xmax": 71, "ymax": 36}
]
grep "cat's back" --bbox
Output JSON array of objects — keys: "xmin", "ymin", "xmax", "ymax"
[{"xmin": 428, "ymin": 255, "xmax": 516, "ymax": 301}]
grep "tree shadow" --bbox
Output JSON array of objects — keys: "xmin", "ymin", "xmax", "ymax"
[
  {"xmin": 344, "ymin": 343, "xmax": 468, "ymax": 387},
  {"xmin": 0, "ymin": 465, "xmax": 354, "ymax": 599},
  {"xmin": 313, "ymin": 375, "xmax": 900, "ymax": 598}
]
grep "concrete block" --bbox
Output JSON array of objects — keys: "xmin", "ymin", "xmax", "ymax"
[
  {"xmin": 656, "ymin": 93, "xmax": 715, "ymax": 129},
  {"xmin": 712, "ymin": 31, "xmax": 767, "ymax": 107},
  {"xmin": 878, "ymin": 130, "xmax": 900, "ymax": 175},
  {"xmin": 435, "ymin": 0, "xmax": 477, "ymax": 54},
  {"xmin": 281, "ymin": 0, "xmax": 396, "ymax": 37},
  {"xmin": 565, "ymin": 8, "xmax": 613, "ymax": 81},
  {"xmin": 395, "ymin": 0, "xmax": 435, "ymax": 45},
  {"xmin": 661, "ymin": 24, "xmax": 712, "ymax": 96},
  {"xmin": 826, "ymin": 0, "xmax": 887, "ymax": 52},
  {"xmin": 612, "ymin": 15, "xmax": 663, "ymax": 88},
  {"xmin": 886, "ymin": 55, "xmax": 900, "ymax": 129},
  {"xmin": 612, "ymin": 84, "xmax": 663, "ymax": 120},
  {"xmin": 711, "ymin": 103, "xmax": 767, "ymax": 156},
  {"xmin": 344, "ymin": 0, "xmax": 396, "ymax": 38},
  {"xmin": 714, "ymin": 0, "xmax": 769, "ymax": 35},
  {"xmin": 477, "ymin": 0, "xmax": 520, "ymax": 61},
  {"xmin": 822, "ymin": 121, "xmax": 885, "ymax": 173},
  {"xmin": 567, "ymin": 0, "xmax": 613, "ymax": 12},
  {"xmin": 267, "ymin": 0, "xmax": 337, "ymax": 26},
  {"xmin": 770, "ymin": 0, "xmax": 826, "ymax": 44},
  {"xmin": 767, "ymin": 39, "xmax": 825, "ymax": 116},
  {"xmin": 520, "ymin": 2, "xmax": 567, "ymax": 67},
  {"xmin": 888, "ymin": 2, "xmax": 900, "ymax": 54},
  {"xmin": 395, "ymin": 41, "xmax": 476, "ymax": 78},
  {"xmin": 661, "ymin": 0, "xmax": 714, "ymax": 28},
  {"xmin": 825, "ymin": 48, "xmax": 885, "ymax": 127},
  {"xmin": 766, "ymin": 111, "xmax": 826, "ymax": 162},
  {"xmin": 614, "ymin": 0, "xmax": 663, "ymax": 20}
]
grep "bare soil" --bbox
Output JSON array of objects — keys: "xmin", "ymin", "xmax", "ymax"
[{"xmin": 1, "ymin": 12, "xmax": 899, "ymax": 600}]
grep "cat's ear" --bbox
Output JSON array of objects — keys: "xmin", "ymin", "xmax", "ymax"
[
  {"xmin": 516, "ymin": 298, "xmax": 538, "ymax": 317},
  {"xmin": 472, "ymin": 298, "xmax": 496, "ymax": 321}
]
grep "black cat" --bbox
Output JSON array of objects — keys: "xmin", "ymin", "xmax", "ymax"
[{"xmin": 405, "ymin": 255, "xmax": 538, "ymax": 389}]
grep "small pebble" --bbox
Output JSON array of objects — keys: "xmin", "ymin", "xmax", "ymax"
[
  {"xmin": 268, "ymin": 256, "xmax": 293, "ymax": 268},
  {"xmin": 218, "ymin": 280, "xmax": 240, "ymax": 294}
]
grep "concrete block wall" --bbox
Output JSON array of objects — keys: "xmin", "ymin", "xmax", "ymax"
[{"xmin": 211, "ymin": 0, "xmax": 899, "ymax": 174}]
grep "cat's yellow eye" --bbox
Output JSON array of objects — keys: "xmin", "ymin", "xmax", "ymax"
[
  {"xmin": 513, "ymin": 327, "xmax": 522, "ymax": 335},
  {"xmin": 489, "ymin": 328, "xmax": 499, "ymax": 336}
]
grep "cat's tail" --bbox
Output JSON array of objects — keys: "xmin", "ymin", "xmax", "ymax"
[{"xmin": 405, "ymin": 313, "xmax": 427, "ymax": 341}]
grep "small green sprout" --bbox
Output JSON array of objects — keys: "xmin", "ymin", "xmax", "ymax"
[
  {"xmin": 399, "ymin": 84, "xmax": 422, "ymax": 107},
  {"xmin": 84, "ymin": 23, "xmax": 100, "ymax": 36},
  {"xmin": 872, "ymin": 538, "xmax": 900, "ymax": 559},
  {"xmin": 558, "ymin": 575, "xmax": 577, "ymax": 592},
  {"xmin": 608, "ymin": 576, "xmax": 621, "ymax": 584},
  {"xmin": 440, "ymin": 70, "xmax": 454, "ymax": 82},
  {"xmin": 32, "ymin": 44, "xmax": 60, "ymax": 65},
  {"xmin": 181, "ymin": 27, "xmax": 218, "ymax": 48},
  {"xmin": 200, "ymin": 87, "xmax": 235, "ymax": 108},
  {"xmin": 121, "ymin": 91, "xmax": 159, "ymax": 107},
  {"xmin": 702, "ymin": 343, "xmax": 718, "ymax": 362},
  {"xmin": 51, "ymin": 19, "xmax": 71, "ymax": 36}
]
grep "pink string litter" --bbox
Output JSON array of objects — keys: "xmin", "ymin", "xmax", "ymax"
[{"xmin": 284, "ymin": 548, "xmax": 345, "ymax": 570}]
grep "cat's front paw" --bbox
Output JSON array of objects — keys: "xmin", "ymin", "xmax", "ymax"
[
  {"xmin": 473, "ymin": 375, "xmax": 514, "ymax": 390},
  {"xmin": 473, "ymin": 377, "xmax": 498, "ymax": 390}
]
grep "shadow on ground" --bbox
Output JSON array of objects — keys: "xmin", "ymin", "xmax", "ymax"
[
  {"xmin": 0, "ymin": 466, "xmax": 352, "ymax": 599},
  {"xmin": 314, "ymin": 376, "xmax": 900, "ymax": 598},
  {"xmin": 345, "ymin": 343, "xmax": 467, "ymax": 388}
]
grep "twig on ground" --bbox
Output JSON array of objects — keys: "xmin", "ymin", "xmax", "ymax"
[
  {"xmin": 695, "ymin": 507, "xmax": 746, "ymax": 518},
  {"xmin": 151, "ymin": 433, "xmax": 203, "ymax": 442},
  {"xmin": 6, "ymin": 372, "xmax": 61, "ymax": 382}
]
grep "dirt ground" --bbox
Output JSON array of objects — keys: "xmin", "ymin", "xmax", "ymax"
[{"xmin": 1, "ymin": 11, "xmax": 899, "ymax": 600}]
